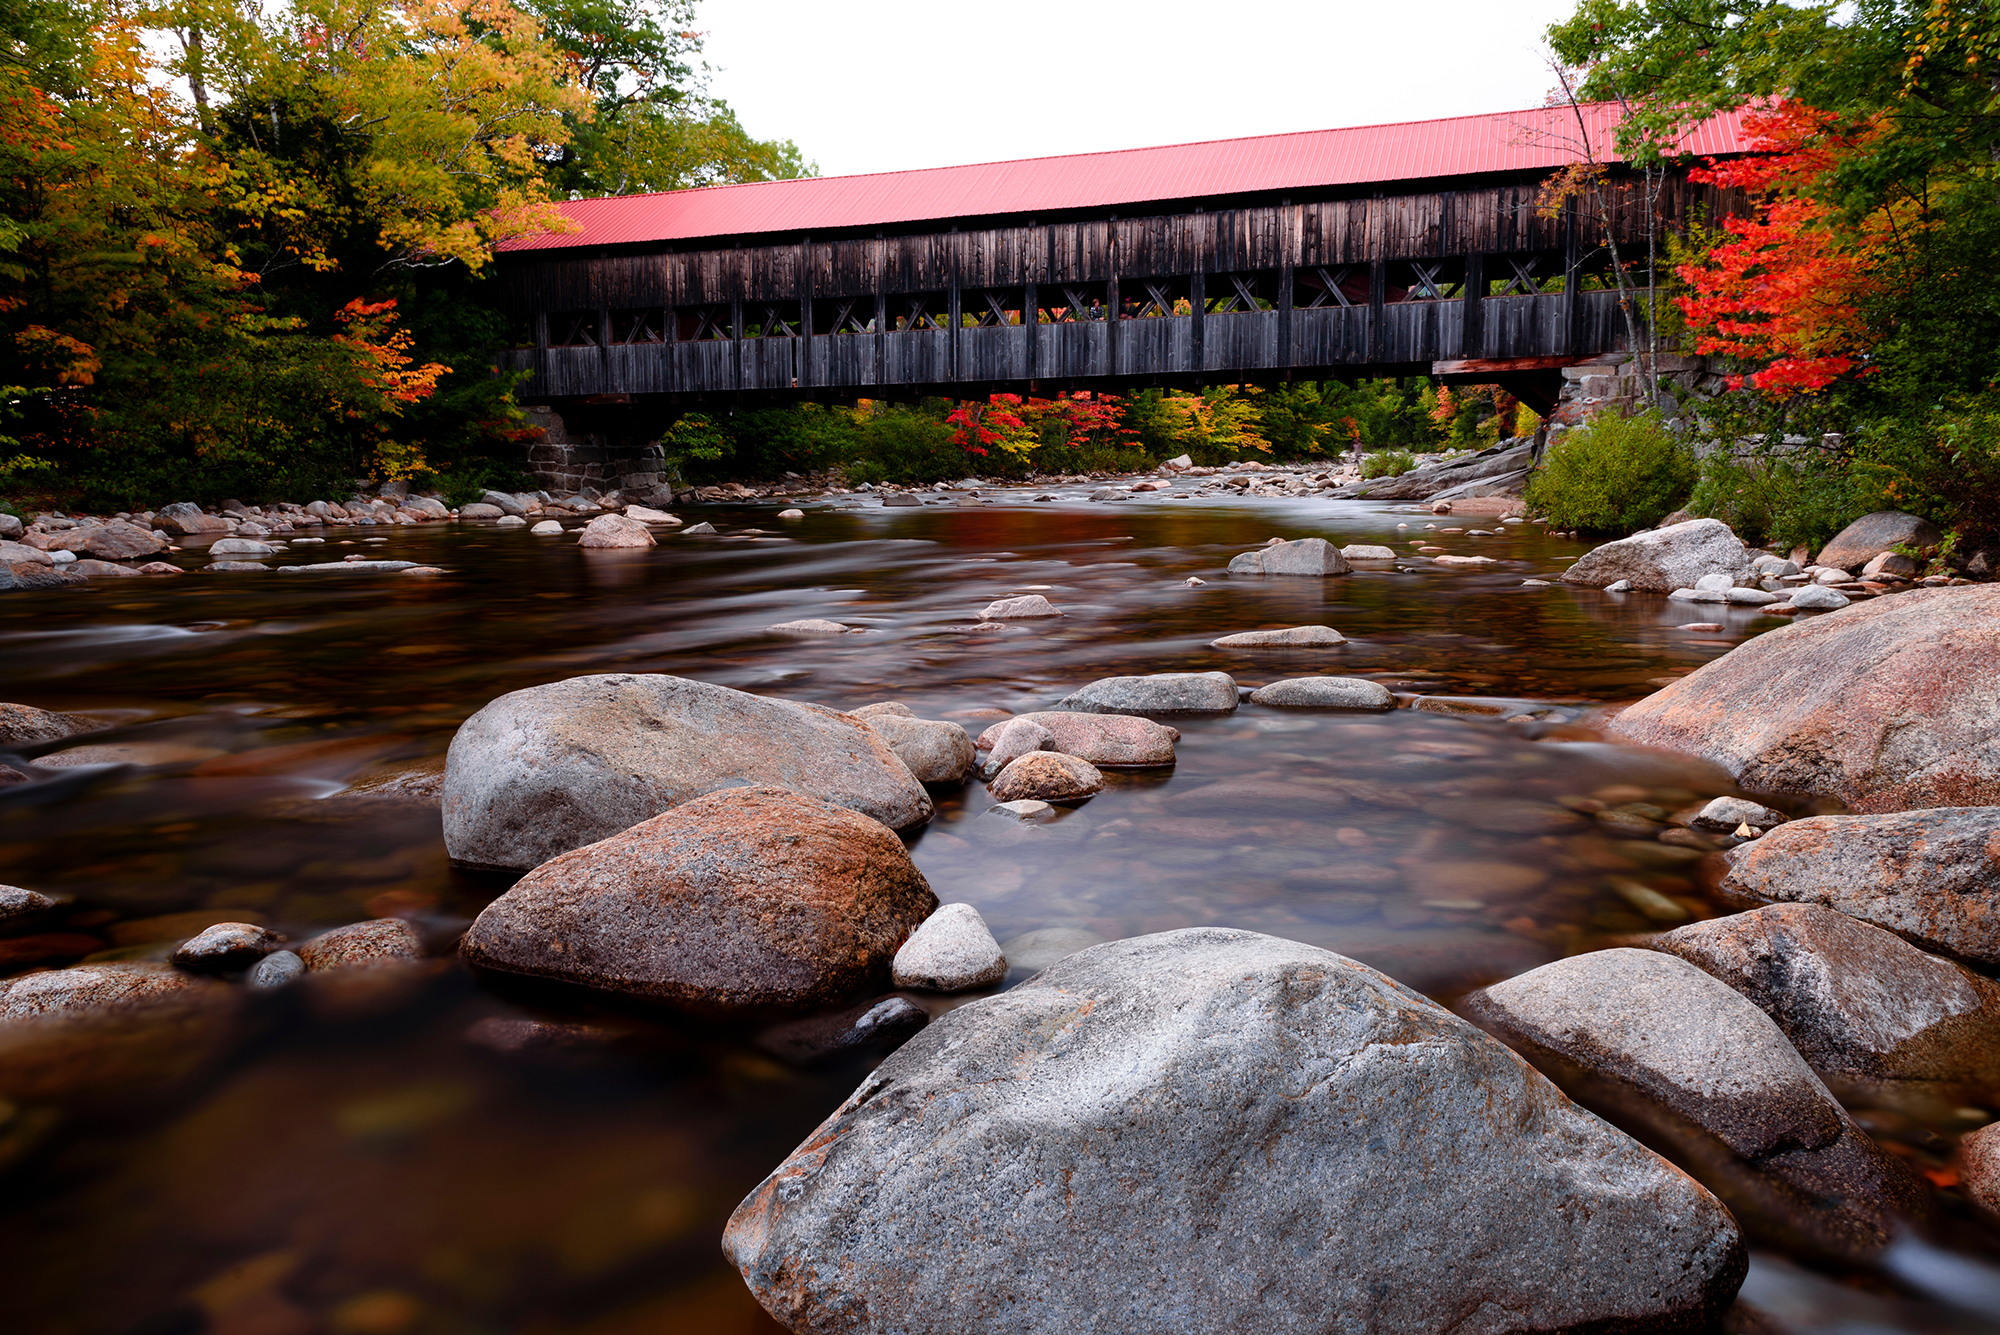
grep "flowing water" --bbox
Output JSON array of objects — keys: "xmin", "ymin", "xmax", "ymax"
[{"xmin": 0, "ymin": 492, "xmax": 1991, "ymax": 1335}]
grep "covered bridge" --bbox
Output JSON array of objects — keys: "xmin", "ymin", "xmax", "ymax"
[{"xmin": 492, "ymin": 103, "xmax": 1747, "ymax": 416}]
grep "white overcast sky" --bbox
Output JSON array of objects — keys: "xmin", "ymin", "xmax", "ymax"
[{"xmin": 698, "ymin": 0, "xmax": 1583, "ymax": 179}]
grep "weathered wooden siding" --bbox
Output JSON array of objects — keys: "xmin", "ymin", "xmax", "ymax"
[{"xmin": 498, "ymin": 171, "xmax": 1719, "ymax": 399}]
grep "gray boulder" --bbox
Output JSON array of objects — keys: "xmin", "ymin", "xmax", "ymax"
[
  {"xmin": 1788, "ymin": 584, "xmax": 1849, "ymax": 610},
  {"xmin": 726, "ymin": 928, "xmax": 1746, "ymax": 1335},
  {"xmin": 1461, "ymin": 949, "xmax": 1931, "ymax": 1261},
  {"xmin": 988, "ymin": 751, "xmax": 1103, "ymax": 803},
  {"xmin": 1210, "ymin": 624, "xmax": 1346, "ymax": 648},
  {"xmin": 1692, "ymin": 796, "xmax": 1788, "ymax": 832},
  {"xmin": 979, "ymin": 594, "xmax": 1061, "ymax": 619},
  {"xmin": 0, "ymin": 702, "xmax": 96, "ymax": 747},
  {"xmin": 1654, "ymin": 905, "xmax": 2000, "ymax": 1107},
  {"xmin": 58, "ymin": 519, "xmax": 166, "ymax": 559},
  {"xmin": 1816, "ymin": 511, "xmax": 1941, "ymax": 573},
  {"xmin": 576, "ymin": 513, "xmax": 655, "ymax": 548},
  {"xmin": 153, "ymin": 502, "xmax": 229, "ymax": 536},
  {"xmin": 0, "ymin": 884, "xmax": 56, "ymax": 927},
  {"xmin": 458, "ymin": 503, "xmax": 505, "ymax": 520},
  {"xmin": 891, "ymin": 902, "xmax": 1007, "ymax": 992},
  {"xmin": 1056, "ymin": 671, "xmax": 1237, "ymax": 715},
  {"xmin": 209, "ymin": 537, "xmax": 277, "ymax": 557},
  {"xmin": 1249, "ymin": 676, "xmax": 1396, "ymax": 709},
  {"xmin": 1324, "ymin": 441, "xmax": 1534, "ymax": 500},
  {"xmin": 974, "ymin": 712, "xmax": 1178, "ymax": 770},
  {"xmin": 171, "ymin": 922, "xmax": 284, "ymax": 974},
  {"xmin": 1226, "ymin": 537, "xmax": 1350, "ymax": 576},
  {"xmin": 862, "ymin": 714, "xmax": 975, "ymax": 784},
  {"xmin": 462, "ymin": 786, "xmax": 937, "ymax": 1015},
  {"xmin": 479, "ymin": 490, "xmax": 527, "ymax": 516},
  {"xmin": 443, "ymin": 673, "xmax": 933, "ymax": 870},
  {"xmin": 1713, "ymin": 807, "xmax": 2000, "ymax": 965},
  {"xmin": 1612, "ymin": 586, "xmax": 2000, "ymax": 812},
  {"xmin": 1561, "ymin": 519, "xmax": 1753, "ymax": 592}
]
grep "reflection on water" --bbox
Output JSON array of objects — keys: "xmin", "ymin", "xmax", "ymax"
[{"xmin": 0, "ymin": 495, "xmax": 1984, "ymax": 1334}]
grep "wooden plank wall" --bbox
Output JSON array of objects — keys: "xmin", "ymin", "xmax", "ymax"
[{"xmin": 499, "ymin": 173, "xmax": 1723, "ymax": 399}]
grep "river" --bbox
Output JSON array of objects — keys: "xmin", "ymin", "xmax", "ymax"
[{"xmin": 0, "ymin": 491, "xmax": 1987, "ymax": 1334}]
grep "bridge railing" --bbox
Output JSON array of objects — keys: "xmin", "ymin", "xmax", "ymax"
[{"xmin": 503, "ymin": 289, "xmax": 1633, "ymax": 399}]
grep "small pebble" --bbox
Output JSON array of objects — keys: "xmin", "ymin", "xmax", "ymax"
[{"xmin": 248, "ymin": 949, "xmax": 306, "ymax": 988}]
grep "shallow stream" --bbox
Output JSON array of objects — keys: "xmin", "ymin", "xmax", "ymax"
[{"xmin": 0, "ymin": 493, "xmax": 1992, "ymax": 1334}]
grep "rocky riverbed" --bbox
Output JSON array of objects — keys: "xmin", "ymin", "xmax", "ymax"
[{"xmin": 1, "ymin": 485, "xmax": 1997, "ymax": 1334}]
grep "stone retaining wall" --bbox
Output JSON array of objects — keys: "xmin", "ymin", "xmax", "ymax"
[{"xmin": 522, "ymin": 407, "xmax": 667, "ymax": 494}]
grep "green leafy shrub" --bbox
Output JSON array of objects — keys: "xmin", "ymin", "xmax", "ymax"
[
  {"xmin": 1362, "ymin": 449, "xmax": 1415, "ymax": 479},
  {"xmin": 1687, "ymin": 441, "xmax": 1862, "ymax": 552},
  {"xmin": 1853, "ymin": 401, "xmax": 2000, "ymax": 551},
  {"xmin": 436, "ymin": 460, "xmax": 536, "ymax": 508},
  {"xmin": 1525, "ymin": 412, "xmax": 1697, "ymax": 533},
  {"xmin": 842, "ymin": 408, "xmax": 969, "ymax": 485}
]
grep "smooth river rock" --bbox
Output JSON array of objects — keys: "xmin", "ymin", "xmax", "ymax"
[
  {"xmin": 1653, "ymin": 904, "xmax": 2000, "ymax": 1107},
  {"xmin": 1961, "ymin": 1121, "xmax": 2000, "ymax": 1221},
  {"xmin": 1711, "ymin": 807, "xmax": 2000, "ymax": 965},
  {"xmin": 1461, "ymin": 949, "xmax": 1931, "ymax": 1261},
  {"xmin": 462, "ymin": 787, "xmax": 938, "ymax": 1015},
  {"xmin": 1226, "ymin": 536, "xmax": 1351, "ymax": 576},
  {"xmin": 1249, "ymin": 676, "xmax": 1396, "ymax": 709},
  {"xmin": 0, "ymin": 702, "xmax": 96, "ymax": 747},
  {"xmin": 0, "ymin": 962, "xmax": 217, "ymax": 1024},
  {"xmin": 725, "ymin": 928, "xmax": 1746, "ymax": 1335},
  {"xmin": 298, "ymin": 919, "xmax": 423, "ymax": 971},
  {"xmin": 0, "ymin": 884, "xmax": 56, "ymax": 927},
  {"xmin": 1612, "ymin": 586, "xmax": 2000, "ymax": 812},
  {"xmin": 171, "ymin": 922, "xmax": 285, "ymax": 974},
  {"xmin": 1055, "ymin": 671, "xmax": 1237, "ymax": 715},
  {"xmin": 576, "ymin": 513, "xmax": 656, "ymax": 548},
  {"xmin": 979, "ymin": 594, "xmax": 1061, "ymax": 619},
  {"xmin": 891, "ymin": 902, "xmax": 1007, "ymax": 991},
  {"xmin": 1210, "ymin": 624, "xmax": 1346, "ymax": 648},
  {"xmin": 1561, "ymin": 519, "xmax": 1752, "ymax": 592},
  {"xmin": 987, "ymin": 751, "xmax": 1103, "ymax": 803},
  {"xmin": 443, "ymin": 673, "xmax": 933, "ymax": 870},
  {"xmin": 860, "ymin": 714, "xmax": 975, "ymax": 784},
  {"xmin": 974, "ymin": 711, "xmax": 1178, "ymax": 769},
  {"xmin": 58, "ymin": 519, "xmax": 167, "ymax": 559}
]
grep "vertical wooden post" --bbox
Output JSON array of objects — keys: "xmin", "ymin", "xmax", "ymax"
[
  {"xmin": 874, "ymin": 288, "xmax": 887, "ymax": 390},
  {"xmin": 731, "ymin": 297, "xmax": 744, "ymax": 393},
  {"xmin": 533, "ymin": 310, "xmax": 549, "ymax": 349},
  {"xmin": 1277, "ymin": 207, "xmax": 1294, "ymax": 372},
  {"xmin": 1564, "ymin": 203, "xmax": 1582, "ymax": 356},
  {"xmin": 1024, "ymin": 280, "xmax": 1038, "ymax": 386},
  {"xmin": 1189, "ymin": 269, "xmax": 1205, "ymax": 373},
  {"xmin": 949, "ymin": 230, "xmax": 962, "ymax": 389},
  {"xmin": 1368, "ymin": 193, "xmax": 1386, "ymax": 364},
  {"xmin": 798, "ymin": 235, "xmax": 813, "ymax": 392},
  {"xmin": 1463, "ymin": 251, "xmax": 1484, "ymax": 360},
  {"xmin": 1105, "ymin": 271, "xmax": 1119, "ymax": 376}
]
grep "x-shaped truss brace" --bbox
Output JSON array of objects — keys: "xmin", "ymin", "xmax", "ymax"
[
  {"xmin": 1051, "ymin": 285, "xmax": 1102, "ymax": 321},
  {"xmin": 617, "ymin": 312, "xmax": 662, "ymax": 344},
  {"xmin": 824, "ymin": 298, "xmax": 869, "ymax": 335},
  {"xmin": 973, "ymin": 292, "xmax": 1016, "ymax": 326},
  {"xmin": 1497, "ymin": 257, "xmax": 1543, "ymax": 297},
  {"xmin": 558, "ymin": 314, "xmax": 598, "ymax": 347},
  {"xmin": 1404, "ymin": 261, "xmax": 1451, "ymax": 301},
  {"xmin": 1301, "ymin": 268, "xmax": 1356, "ymax": 309},
  {"xmin": 1133, "ymin": 281, "xmax": 1177, "ymax": 318},
  {"xmin": 1209, "ymin": 274, "xmax": 1266, "ymax": 314},
  {"xmin": 756, "ymin": 304, "xmax": 798, "ymax": 338},
  {"xmin": 682, "ymin": 307, "xmax": 734, "ymax": 342},
  {"xmin": 901, "ymin": 295, "xmax": 946, "ymax": 332}
]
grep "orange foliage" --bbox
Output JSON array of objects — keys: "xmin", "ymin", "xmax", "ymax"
[
  {"xmin": 1676, "ymin": 104, "xmax": 1894, "ymax": 397},
  {"xmin": 331, "ymin": 298, "xmax": 446, "ymax": 407}
]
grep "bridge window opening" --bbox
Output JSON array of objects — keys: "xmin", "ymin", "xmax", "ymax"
[
  {"xmin": 1037, "ymin": 282, "xmax": 1108, "ymax": 323},
  {"xmin": 1386, "ymin": 259, "xmax": 1466, "ymax": 303},
  {"xmin": 743, "ymin": 303, "xmax": 799, "ymax": 338},
  {"xmin": 1207, "ymin": 271, "xmax": 1279, "ymax": 314},
  {"xmin": 504, "ymin": 310, "xmax": 536, "ymax": 350},
  {"xmin": 1121, "ymin": 277, "xmax": 1189, "ymax": 319},
  {"xmin": 968, "ymin": 289, "xmax": 1024, "ymax": 327},
  {"xmin": 812, "ymin": 296, "xmax": 874, "ymax": 336},
  {"xmin": 549, "ymin": 311, "xmax": 600, "ymax": 348},
  {"xmin": 608, "ymin": 310, "xmax": 666, "ymax": 344},
  {"xmin": 1292, "ymin": 267, "xmax": 1367, "ymax": 309},
  {"xmin": 892, "ymin": 292, "xmax": 949, "ymax": 332},
  {"xmin": 1487, "ymin": 254, "xmax": 1565, "ymax": 297},
  {"xmin": 675, "ymin": 305, "xmax": 735, "ymax": 341}
]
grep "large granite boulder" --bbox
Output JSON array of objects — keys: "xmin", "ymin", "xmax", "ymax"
[
  {"xmin": 1653, "ymin": 905, "xmax": 2000, "ymax": 1107},
  {"xmin": 987, "ymin": 751, "xmax": 1103, "ymax": 803},
  {"xmin": 0, "ymin": 963, "xmax": 219, "ymax": 1024},
  {"xmin": 1054, "ymin": 671, "xmax": 1237, "ymax": 715},
  {"xmin": 1561, "ymin": 519, "xmax": 1752, "ymax": 592},
  {"xmin": 1612, "ymin": 586, "xmax": 2000, "ymax": 812},
  {"xmin": 443, "ymin": 674, "xmax": 933, "ymax": 870},
  {"xmin": 726, "ymin": 928, "xmax": 1745, "ymax": 1335},
  {"xmin": 1325, "ymin": 441, "xmax": 1534, "ymax": 500},
  {"xmin": 974, "ymin": 711, "xmax": 1178, "ymax": 770},
  {"xmin": 576, "ymin": 513, "xmax": 655, "ymax": 548},
  {"xmin": 1462, "ymin": 949, "xmax": 1931, "ymax": 1261},
  {"xmin": 55, "ymin": 520, "xmax": 166, "ymax": 559},
  {"xmin": 462, "ymin": 786, "xmax": 937, "ymax": 1016},
  {"xmin": 0, "ymin": 703, "xmax": 96, "ymax": 747},
  {"xmin": 1815, "ymin": 511, "xmax": 1941, "ymax": 573},
  {"xmin": 153, "ymin": 502, "xmax": 230, "ymax": 536},
  {"xmin": 1711, "ymin": 807, "xmax": 2000, "ymax": 965},
  {"xmin": 1226, "ymin": 537, "xmax": 1350, "ymax": 576}
]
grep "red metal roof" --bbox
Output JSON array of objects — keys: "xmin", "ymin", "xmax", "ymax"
[{"xmin": 501, "ymin": 103, "xmax": 1751, "ymax": 252}]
